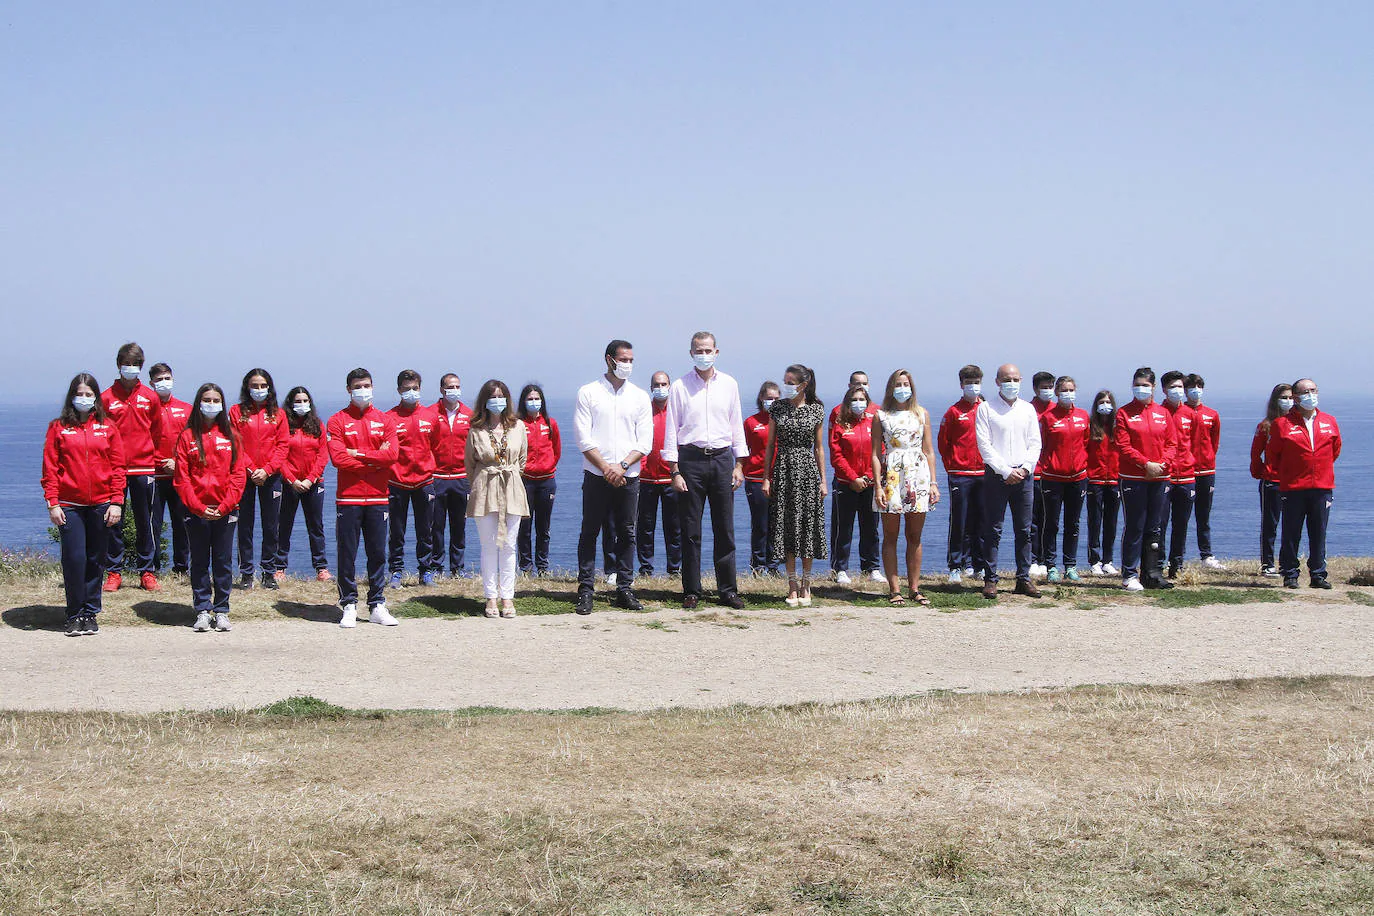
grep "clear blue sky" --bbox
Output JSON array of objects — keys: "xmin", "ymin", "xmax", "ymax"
[{"xmin": 4, "ymin": 1, "xmax": 1371, "ymax": 407}]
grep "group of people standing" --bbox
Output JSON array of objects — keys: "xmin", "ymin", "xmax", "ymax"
[{"xmin": 41, "ymin": 335, "xmax": 1342, "ymax": 635}]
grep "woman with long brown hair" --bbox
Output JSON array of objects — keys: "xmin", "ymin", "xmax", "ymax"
[
  {"xmin": 1085, "ymin": 389, "xmax": 1120, "ymax": 577},
  {"xmin": 466, "ymin": 380, "xmax": 529, "ymax": 617},
  {"xmin": 1250, "ymin": 383, "xmax": 1294, "ymax": 576},
  {"xmin": 870, "ymin": 369, "xmax": 939, "ymax": 606}
]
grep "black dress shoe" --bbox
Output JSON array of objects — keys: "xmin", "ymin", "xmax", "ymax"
[
  {"xmin": 1311, "ymin": 578, "xmax": 1332, "ymax": 590},
  {"xmin": 614, "ymin": 589, "xmax": 644, "ymax": 611},
  {"xmin": 1013, "ymin": 579, "xmax": 1041, "ymax": 598},
  {"xmin": 238, "ymin": 574, "xmax": 254, "ymax": 590},
  {"xmin": 1284, "ymin": 578, "xmax": 1300, "ymax": 589},
  {"xmin": 575, "ymin": 591, "xmax": 594, "ymax": 615},
  {"xmin": 718, "ymin": 592, "xmax": 745, "ymax": 610},
  {"xmin": 682, "ymin": 594, "xmax": 700, "ymax": 610},
  {"xmin": 261, "ymin": 573, "xmax": 279, "ymax": 591}
]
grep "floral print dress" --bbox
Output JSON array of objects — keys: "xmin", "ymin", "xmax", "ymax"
[
  {"xmin": 768, "ymin": 399, "xmax": 827, "ymax": 562},
  {"xmin": 874, "ymin": 408, "xmax": 931, "ymax": 514}
]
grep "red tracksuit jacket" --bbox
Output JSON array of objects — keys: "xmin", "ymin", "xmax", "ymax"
[
  {"xmin": 431, "ymin": 401, "xmax": 473, "ymax": 480},
  {"xmin": 938, "ymin": 399, "xmax": 983, "ymax": 476},
  {"xmin": 829, "ymin": 414, "xmax": 875, "ymax": 485},
  {"xmin": 153, "ymin": 398, "xmax": 192, "ymax": 480},
  {"xmin": 102, "ymin": 381, "xmax": 164, "ymax": 476},
  {"xmin": 1191, "ymin": 404, "xmax": 1220, "ymax": 475},
  {"xmin": 281, "ymin": 425, "xmax": 329, "ymax": 484},
  {"xmin": 1271, "ymin": 410, "xmax": 1342, "ymax": 491},
  {"xmin": 42, "ymin": 417, "xmax": 127, "ymax": 508},
  {"xmin": 173, "ymin": 426, "xmax": 248, "ymax": 518},
  {"xmin": 1163, "ymin": 402, "xmax": 1197, "ymax": 484},
  {"xmin": 742, "ymin": 410, "xmax": 771, "ymax": 482},
  {"xmin": 327, "ymin": 405, "xmax": 399, "ymax": 505},
  {"xmin": 1038, "ymin": 405, "xmax": 1090, "ymax": 481},
  {"xmin": 1086, "ymin": 434, "xmax": 1119, "ymax": 484},
  {"xmin": 387, "ymin": 403, "xmax": 439, "ymax": 489},
  {"xmin": 1113, "ymin": 400, "xmax": 1181, "ymax": 481},
  {"xmin": 639, "ymin": 409, "xmax": 673, "ymax": 485},
  {"xmin": 1250, "ymin": 422, "xmax": 1279, "ymax": 482},
  {"xmin": 522, "ymin": 415, "xmax": 562, "ymax": 481},
  {"xmin": 228, "ymin": 404, "xmax": 289, "ymax": 477},
  {"xmin": 1032, "ymin": 397, "xmax": 1056, "ymax": 478}
]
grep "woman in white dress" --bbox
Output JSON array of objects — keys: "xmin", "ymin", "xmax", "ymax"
[{"xmin": 870, "ymin": 369, "xmax": 940, "ymax": 605}]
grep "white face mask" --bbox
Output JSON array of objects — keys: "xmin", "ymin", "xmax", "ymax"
[
  {"xmin": 1277, "ymin": 397, "xmax": 1294, "ymax": 412},
  {"xmin": 1299, "ymin": 392, "xmax": 1319, "ymax": 410},
  {"xmin": 72, "ymin": 394, "xmax": 97, "ymax": 413},
  {"xmin": 613, "ymin": 360, "xmax": 634, "ymax": 381},
  {"xmin": 200, "ymin": 401, "xmax": 223, "ymax": 418},
  {"xmin": 892, "ymin": 386, "xmax": 913, "ymax": 403},
  {"xmin": 962, "ymin": 383, "xmax": 981, "ymax": 399},
  {"xmin": 999, "ymin": 381, "xmax": 1021, "ymax": 401},
  {"xmin": 1037, "ymin": 388, "xmax": 1055, "ymax": 402},
  {"xmin": 780, "ymin": 383, "xmax": 799, "ymax": 399},
  {"xmin": 153, "ymin": 379, "xmax": 174, "ymax": 395},
  {"xmin": 1165, "ymin": 387, "xmax": 1186, "ymax": 405},
  {"xmin": 119, "ymin": 365, "xmax": 140, "ymax": 381},
  {"xmin": 651, "ymin": 386, "xmax": 669, "ymax": 402},
  {"xmin": 691, "ymin": 352, "xmax": 716, "ymax": 371},
  {"xmin": 249, "ymin": 386, "xmax": 269, "ymax": 402},
  {"xmin": 1132, "ymin": 385, "xmax": 1153, "ymax": 403},
  {"xmin": 350, "ymin": 388, "xmax": 373, "ymax": 407},
  {"xmin": 292, "ymin": 402, "xmax": 311, "ymax": 416},
  {"xmin": 1057, "ymin": 391, "xmax": 1076, "ymax": 406},
  {"xmin": 399, "ymin": 389, "xmax": 422, "ymax": 404},
  {"xmin": 1095, "ymin": 403, "xmax": 1114, "ymax": 416},
  {"xmin": 442, "ymin": 387, "xmax": 462, "ymax": 404},
  {"xmin": 850, "ymin": 400, "xmax": 867, "ymax": 416}
]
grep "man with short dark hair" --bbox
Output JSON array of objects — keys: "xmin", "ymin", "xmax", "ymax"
[
  {"xmin": 1159, "ymin": 370, "xmax": 1196, "ymax": 578},
  {"xmin": 1185, "ymin": 373, "xmax": 1224, "ymax": 570},
  {"xmin": 637, "ymin": 370, "xmax": 682, "ymax": 578},
  {"xmin": 149, "ymin": 362, "xmax": 191, "ymax": 576},
  {"xmin": 388, "ymin": 369, "xmax": 439, "ymax": 586},
  {"xmin": 1273, "ymin": 378, "xmax": 1341, "ymax": 589},
  {"xmin": 939, "ymin": 364, "xmax": 985, "ymax": 584},
  {"xmin": 1028, "ymin": 369, "xmax": 1057, "ymax": 579},
  {"xmin": 101, "ymin": 342, "xmax": 165, "ymax": 592},
  {"xmin": 431, "ymin": 372, "xmax": 472, "ymax": 577},
  {"xmin": 1114, "ymin": 367, "xmax": 1180, "ymax": 591}
]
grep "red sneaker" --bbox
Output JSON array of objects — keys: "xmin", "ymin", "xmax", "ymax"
[
  {"xmin": 273, "ymin": 570, "xmax": 286, "ymax": 582},
  {"xmin": 140, "ymin": 572, "xmax": 161, "ymax": 591},
  {"xmin": 316, "ymin": 569, "xmax": 333, "ymax": 582},
  {"xmin": 103, "ymin": 572, "xmax": 122, "ymax": 592}
]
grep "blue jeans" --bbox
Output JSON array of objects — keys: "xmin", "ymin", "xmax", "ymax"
[
  {"xmin": 1086, "ymin": 482, "xmax": 1120, "ymax": 566},
  {"xmin": 187, "ymin": 512, "xmax": 236, "ymax": 613},
  {"xmin": 982, "ymin": 470, "xmax": 1033, "ymax": 581},
  {"xmin": 1280, "ymin": 488, "xmax": 1331, "ymax": 583},
  {"xmin": 945, "ymin": 473, "xmax": 985, "ymax": 573},
  {"xmin": 1259, "ymin": 480, "xmax": 1281, "ymax": 567},
  {"xmin": 518, "ymin": 477, "xmax": 557, "ymax": 573},
  {"xmin": 1163, "ymin": 481, "xmax": 1195, "ymax": 569},
  {"xmin": 389, "ymin": 483, "xmax": 436, "ymax": 573},
  {"xmin": 637, "ymin": 480, "xmax": 682, "ymax": 576},
  {"xmin": 1194, "ymin": 473, "xmax": 1216, "ymax": 559},
  {"xmin": 431, "ymin": 477, "xmax": 470, "ymax": 574},
  {"xmin": 59, "ymin": 504, "xmax": 109, "ymax": 618},
  {"xmin": 152, "ymin": 477, "xmax": 189, "ymax": 572},
  {"xmin": 1040, "ymin": 479, "xmax": 1086, "ymax": 569},
  {"xmin": 237, "ymin": 473, "xmax": 282, "ymax": 576},
  {"xmin": 744, "ymin": 480, "xmax": 775, "ymax": 572},
  {"xmin": 337, "ymin": 504, "xmax": 389, "ymax": 608},
  {"xmin": 1119, "ymin": 479, "xmax": 1169, "ymax": 581},
  {"xmin": 106, "ymin": 474, "xmax": 156, "ymax": 573},
  {"xmin": 831, "ymin": 479, "xmax": 879, "ymax": 573},
  {"xmin": 278, "ymin": 482, "xmax": 328, "ymax": 571}
]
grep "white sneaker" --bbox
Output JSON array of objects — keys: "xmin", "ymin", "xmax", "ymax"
[
  {"xmin": 1202, "ymin": 556, "xmax": 1225, "ymax": 570},
  {"xmin": 1123, "ymin": 577, "xmax": 1144, "ymax": 592},
  {"xmin": 339, "ymin": 604, "xmax": 357, "ymax": 628},
  {"xmin": 606, "ymin": 573, "xmax": 618, "ymax": 587},
  {"xmin": 370, "ymin": 603, "xmax": 399, "ymax": 626},
  {"xmin": 948, "ymin": 569, "xmax": 962, "ymax": 584},
  {"xmin": 193, "ymin": 611, "xmax": 211, "ymax": 632},
  {"xmin": 1089, "ymin": 562, "xmax": 1104, "ymax": 577},
  {"xmin": 1102, "ymin": 562, "xmax": 1119, "ymax": 576},
  {"xmin": 835, "ymin": 571, "xmax": 852, "ymax": 585},
  {"xmin": 870, "ymin": 569, "xmax": 887, "ymax": 583},
  {"xmin": 962, "ymin": 567, "xmax": 976, "ymax": 578},
  {"xmin": 1030, "ymin": 563, "xmax": 1046, "ymax": 580},
  {"xmin": 213, "ymin": 613, "xmax": 232, "ymax": 632}
]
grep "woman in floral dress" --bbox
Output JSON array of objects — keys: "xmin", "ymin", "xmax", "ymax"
[
  {"xmin": 871, "ymin": 369, "xmax": 940, "ymax": 605},
  {"xmin": 762, "ymin": 364, "xmax": 828, "ymax": 607}
]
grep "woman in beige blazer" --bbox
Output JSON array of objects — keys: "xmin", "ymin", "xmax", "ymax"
[{"xmin": 465, "ymin": 380, "xmax": 529, "ymax": 617}]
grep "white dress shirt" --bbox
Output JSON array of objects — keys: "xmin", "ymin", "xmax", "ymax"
[
  {"xmin": 661, "ymin": 369, "xmax": 748, "ymax": 463},
  {"xmin": 976, "ymin": 395, "xmax": 1042, "ymax": 480},
  {"xmin": 573, "ymin": 376, "xmax": 653, "ymax": 477}
]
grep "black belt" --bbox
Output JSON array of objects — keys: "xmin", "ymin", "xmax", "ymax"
[{"xmin": 680, "ymin": 444, "xmax": 731, "ymax": 458}]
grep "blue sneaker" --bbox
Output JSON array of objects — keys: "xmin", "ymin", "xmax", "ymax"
[
  {"xmin": 420, "ymin": 571, "xmax": 435, "ymax": 586},
  {"xmin": 389, "ymin": 571, "xmax": 404, "ymax": 588},
  {"xmin": 1047, "ymin": 567, "xmax": 1061, "ymax": 583},
  {"xmin": 1065, "ymin": 567, "xmax": 1081, "ymax": 582}
]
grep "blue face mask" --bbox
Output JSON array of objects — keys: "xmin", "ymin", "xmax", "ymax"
[
  {"xmin": 850, "ymin": 400, "xmax": 867, "ymax": 416},
  {"xmin": 999, "ymin": 381, "xmax": 1020, "ymax": 401},
  {"xmin": 249, "ymin": 387, "xmax": 269, "ymax": 402},
  {"xmin": 1186, "ymin": 387, "xmax": 1203, "ymax": 403},
  {"xmin": 1299, "ymin": 392, "xmax": 1319, "ymax": 410},
  {"xmin": 442, "ymin": 387, "xmax": 461, "ymax": 404},
  {"xmin": 153, "ymin": 379, "xmax": 174, "ymax": 395},
  {"xmin": 399, "ymin": 389, "xmax": 422, "ymax": 405},
  {"xmin": 691, "ymin": 352, "xmax": 716, "ymax": 371},
  {"xmin": 72, "ymin": 394, "xmax": 97, "ymax": 413},
  {"xmin": 1132, "ymin": 385, "xmax": 1152, "ymax": 403},
  {"xmin": 524, "ymin": 399, "xmax": 542, "ymax": 414},
  {"xmin": 119, "ymin": 365, "xmax": 140, "ymax": 381},
  {"xmin": 1037, "ymin": 388, "xmax": 1055, "ymax": 402},
  {"xmin": 1165, "ymin": 387, "xmax": 1186, "ymax": 405},
  {"xmin": 350, "ymin": 388, "xmax": 373, "ymax": 408},
  {"xmin": 200, "ymin": 401, "xmax": 223, "ymax": 418},
  {"xmin": 780, "ymin": 383, "xmax": 799, "ymax": 399},
  {"xmin": 1095, "ymin": 403, "xmax": 1114, "ymax": 416},
  {"xmin": 1277, "ymin": 397, "xmax": 1294, "ymax": 412},
  {"xmin": 892, "ymin": 386, "xmax": 913, "ymax": 403},
  {"xmin": 1057, "ymin": 391, "xmax": 1076, "ymax": 406},
  {"xmin": 486, "ymin": 397, "xmax": 507, "ymax": 414},
  {"xmin": 761, "ymin": 398, "xmax": 776, "ymax": 411},
  {"xmin": 651, "ymin": 386, "xmax": 669, "ymax": 402}
]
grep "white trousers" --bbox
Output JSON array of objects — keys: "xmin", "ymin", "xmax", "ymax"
[{"xmin": 476, "ymin": 513, "xmax": 519, "ymax": 599}]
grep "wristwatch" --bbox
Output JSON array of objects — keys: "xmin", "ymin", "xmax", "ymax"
[{"xmin": 619, "ymin": 460, "xmax": 630, "ymax": 471}]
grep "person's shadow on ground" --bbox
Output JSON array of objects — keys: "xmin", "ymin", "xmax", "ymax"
[
  {"xmin": 2, "ymin": 605, "xmax": 66, "ymax": 631},
  {"xmin": 132, "ymin": 600, "xmax": 196, "ymax": 627}
]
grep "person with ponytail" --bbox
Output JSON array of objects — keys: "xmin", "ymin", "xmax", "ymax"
[
  {"xmin": 761, "ymin": 364, "xmax": 827, "ymax": 607},
  {"xmin": 1250, "ymin": 384, "xmax": 1293, "ymax": 576},
  {"xmin": 1085, "ymin": 390, "xmax": 1121, "ymax": 577},
  {"xmin": 229, "ymin": 368, "xmax": 288, "ymax": 590},
  {"xmin": 277, "ymin": 386, "xmax": 331, "ymax": 579},
  {"xmin": 175, "ymin": 383, "xmax": 248, "ymax": 632},
  {"xmin": 42, "ymin": 373, "xmax": 126, "ymax": 635},
  {"xmin": 517, "ymin": 382, "xmax": 561, "ymax": 576}
]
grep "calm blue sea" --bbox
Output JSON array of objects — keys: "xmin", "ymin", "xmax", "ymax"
[{"xmin": 4, "ymin": 394, "xmax": 1370, "ymax": 572}]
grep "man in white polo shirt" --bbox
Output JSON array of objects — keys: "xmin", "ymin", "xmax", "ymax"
[
  {"xmin": 976, "ymin": 363, "xmax": 1043, "ymax": 600},
  {"xmin": 573, "ymin": 339, "xmax": 653, "ymax": 615}
]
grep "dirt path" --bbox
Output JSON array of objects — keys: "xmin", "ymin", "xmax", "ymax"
[{"xmin": 2, "ymin": 600, "xmax": 1371, "ymax": 712}]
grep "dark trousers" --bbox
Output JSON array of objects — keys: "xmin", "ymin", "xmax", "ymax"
[
  {"xmin": 278, "ymin": 482, "xmax": 328, "ymax": 571},
  {"xmin": 1040, "ymin": 478, "xmax": 1087, "ymax": 569},
  {"xmin": 518, "ymin": 477, "xmax": 557, "ymax": 573},
  {"xmin": 1194, "ymin": 473, "xmax": 1216, "ymax": 558},
  {"xmin": 678, "ymin": 448, "xmax": 739, "ymax": 596},
  {"xmin": 1031, "ymin": 477, "xmax": 1045, "ymax": 565},
  {"xmin": 388, "ymin": 483, "xmax": 436, "ymax": 573},
  {"xmin": 982, "ymin": 470, "xmax": 1034, "ymax": 581},
  {"xmin": 1163, "ymin": 481, "xmax": 1195, "ymax": 568},
  {"xmin": 337, "ymin": 503, "xmax": 388, "ymax": 608},
  {"xmin": 187, "ymin": 513, "xmax": 236, "ymax": 614},
  {"xmin": 1259, "ymin": 480, "xmax": 1281, "ymax": 567},
  {"xmin": 578, "ymin": 472, "xmax": 638, "ymax": 592},
  {"xmin": 431, "ymin": 477, "xmax": 470, "ymax": 573},
  {"xmin": 637, "ymin": 481, "xmax": 681, "ymax": 576},
  {"xmin": 1120, "ymin": 479, "xmax": 1169, "ymax": 580},
  {"xmin": 831, "ymin": 479, "xmax": 879, "ymax": 573},
  {"xmin": 58, "ymin": 504, "xmax": 109, "ymax": 618},
  {"xmin": 744, "ymin": 480, "xmax": 775, "ymax": 572},
  {"xmin": 945, "ymin": 473, "xmax": 985, "ymax": 573},
  {"xmin": 1280, "ymin": 488, "xmax": 1331, "ymax": 582},
  {"xmin": 1086, "ymin": 482, "xmax": 1120, "ymax": 566},
  {"xmin": 602, "ymin": 515, "xmax": 617, "ymax": 574},
  {"xmin": 151, "ymin": 477, "xmax": 189, "ymax": 572},
  {"xmin": 237, "ymin": 474, "xmax": 282, "ymax": 576},
  {"xmin": 106, "ymin": 474, "xmax": 156, "ymax": 573}
]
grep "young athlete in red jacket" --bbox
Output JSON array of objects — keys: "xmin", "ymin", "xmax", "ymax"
[
  {"xmin": 101, "ymin": 342, "xmax": 164, "ymax": 592},
  {"xmin": 743, "ymin": 380, "xmax": 780, "ymax": 575},
  {"xmin": 515, "ymin": 382, "xmax": 564, "ymax": 576},
  {"xmin": 1085, "ymin": 390, "xmax": 1120, "ymax": 577},
  {"xmin": 387, "ymin": 369, "xmax": 440, "ymax": 586},
  {"xmin": 831, "ymin": 382, "xmax": 880, "ymax": 584},
  {"xmin": 1113, "ymin": 367, "xmax": 1182, "ymax": 590},
  {"xmin": 937, "ymin": 364, "xmax": 986, "ymax": 583},
  {"xmin": 277, "ymin": 386, "xmax": 331, "ymax": 580},
  {"xmin": 1250, "ymin": 384, "xmax": 1293, "ymax": 576},
  {"xmin": 149, "ymin": 362, "xmax": 191, "ymax": 575},
  {"xmin": 632, "ymin": 373, "xmax": 682, "ymax": 578},
  {"xmin": 1271, "ymin": 378, "xmax": 1341, "ymax": 589},
  {"xmin": 1185, "ymin": 373, "xmax": 1224, "ymax": 569},
  {"xmin": 1028, "ymin": 369, "xmax": 1057, "ymax": 578},
  {"xmin": 1038, "ymin": 376, "xmax": 1090, "ymax": 581},
  {"xmin": 431, "ymin": 372, "xmax": 474, "ymax": 577},
  {"xmin": 1159, "ymin": 370, "xmax": 1197, "ymax": 579},
  {"xmin": 228, "ymin": 368, "xmax": 288, "ymax": 590}
]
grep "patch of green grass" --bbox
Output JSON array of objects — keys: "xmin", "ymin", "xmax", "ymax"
[
  {"xmin": 636, "ymin": 619, "xmax": 677, "ymax": 633},
  {"xmin": 252, "ymin": 695, "xmax": 351, "ymax": 719},
  {"xmin": 1345, "ymin": 591, "xmax": 1374, "ymax": 606},
  {"xmin": 780, "ymin": 618, "xmax": 811, "ymax": 627},
  {"xmin": 391, "ymin": 591, "xmax": 572, "ymax": 618},
  {"xmin": 1153, "ymin": 587, "xmax": 1284, "ymax": 608}
]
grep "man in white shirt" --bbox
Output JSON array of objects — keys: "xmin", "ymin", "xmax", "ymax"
[
  {"xmin": 976, "ymin": 364, "xmax": 1043, "ymax": 600},
  {"xmin": 573, "ymin": 339, "xmax": 653, "ymax": 614},
  {"xmin": 664, "ymin": 331, "xmax": 748, "ymax": 610}
]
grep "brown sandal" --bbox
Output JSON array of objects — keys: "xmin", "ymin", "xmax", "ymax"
[
  {"xmin": 888, "ymin": 592, "xmax": 906, "ymax": 605},
  {"xmin": 910, "ymin": 591, "xmax": 933, "ymax": 608}
]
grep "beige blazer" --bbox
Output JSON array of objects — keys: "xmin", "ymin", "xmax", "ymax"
[{"xmin": 464, "ymin": 420, "xmax": 530, "ymax": 519}]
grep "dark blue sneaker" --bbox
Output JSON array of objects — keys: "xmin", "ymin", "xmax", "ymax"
[
  {"xmin": 419, "ymin": 571, "xmax": 435, "ymax": 586},
  {"xmin": 83, "ymin": 615, "xmax": 99, "ymax": 635},
  {"xmin": 65, "ymin": 617, "xmax": 83, "ymax": 637},
  {"xmin": 389, "ymin": 571, "xmax": 404, "ymax": 588}
]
